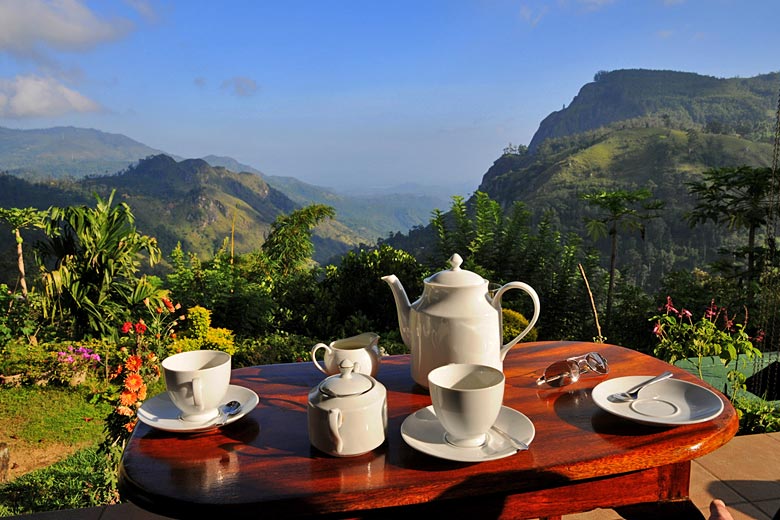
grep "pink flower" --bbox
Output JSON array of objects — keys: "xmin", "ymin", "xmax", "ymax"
[
  {"xmin": 652, "ymin": 322, "xmax": 663, "ymax": 337},
  {"xmin": 680, "ymin": 308, "xmax": 692, "ymax": 319},
  {"xmin": 663, "ymin": 296, "xmax": 678, "ymax": 316}
]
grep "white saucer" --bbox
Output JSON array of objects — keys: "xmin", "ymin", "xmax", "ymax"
[
  {"xmin": 137, "ymin": 384, "xmax": 259, "ymax": 433},
  {"xmin": 400, "ymin": 405, "xmax": 535, "ymax": 462},
  {"xmin": 591, "ymin": 376, "xmax": 724, "ymax": 426}
]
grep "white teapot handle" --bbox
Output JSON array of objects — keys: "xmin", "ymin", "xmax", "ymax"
[
  {"xmin": 328, "ymin": 408, "xmax": 344, "ymax": 454},
  {"xmin": 492, "ymin": 282, "xmax": 541, "ymax": 360}
]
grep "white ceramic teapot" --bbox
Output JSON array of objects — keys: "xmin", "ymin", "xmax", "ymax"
[
  {"xmin": 382, "ymin": 253, "xmax": 540, "ymax": 388},
  {"xmin": 307, "ymin": 360, "xmax": 387, "ymax": 457}
]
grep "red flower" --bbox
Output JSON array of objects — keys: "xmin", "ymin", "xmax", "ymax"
[
  {"xmin": 121, "ymin": 322, "xmax": 133, "ymax": 334},
  {"xmin": 125, "ymin": 355, "xmax": 143, "ymax": 372},
  {"xmin": 163, "ymin": 298, "xmax": 176, "ymax": 313},
  {"xmin": 134, "ymin": 322, "xmax": 147, "ymax": 335}
]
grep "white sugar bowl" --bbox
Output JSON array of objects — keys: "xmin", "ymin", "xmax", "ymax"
[{"xmin": 307, "ymin": 359, "xmax": 387, "ymax": 457}]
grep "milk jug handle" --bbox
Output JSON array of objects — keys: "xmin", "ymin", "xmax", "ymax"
[{"xmin": 492, "ymin": 281, "xmax": 541, "ymax": 359}]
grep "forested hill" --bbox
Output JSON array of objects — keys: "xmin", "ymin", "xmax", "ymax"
[
  {"xmin": 390, "ymin": 69, "xmax": 779, "ymax": 293},
  {"xmin": 0, "ymin": 155, "xmax": 366, "ymax": 274},
  {"xmin": 529, "ymin": 69, "xmax": 780, "ymax": 152}
]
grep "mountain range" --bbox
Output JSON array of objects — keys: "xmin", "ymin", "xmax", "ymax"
[{"xmin": 1, "ymin": 68, "xmax": 779, "ymax": 290}]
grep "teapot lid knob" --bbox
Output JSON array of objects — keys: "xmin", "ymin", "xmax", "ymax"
[{"xmin": 449, "ymin": 253, "xmax": 463, "ymax": 270}]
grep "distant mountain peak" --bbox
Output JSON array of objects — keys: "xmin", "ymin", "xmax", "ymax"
[{"xmin": 528, "ymin": 69, "xmax": 780, "ymax": 152}]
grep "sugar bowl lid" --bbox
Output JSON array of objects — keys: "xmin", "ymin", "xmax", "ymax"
[{"xmin": 318, "ymin": 360, "xmax": 374, "ymax": 397}]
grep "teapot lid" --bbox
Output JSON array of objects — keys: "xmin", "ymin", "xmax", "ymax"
[
  {"xmin": 319, "ymin": 360, "xmax": 374, "ymax": 397},
  {"xmin": 425, "ymin": 253, "xmax": 485, "ymax": 286}
]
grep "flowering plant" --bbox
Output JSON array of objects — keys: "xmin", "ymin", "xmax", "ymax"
[
  {"xmin": 651, "ymin": 297, "xmax": 762, "ymax": 380},
  {"xmin": 51, "ymin": 343, "xmax": 102, "ymax": 386},
  {"xmin": 102, "ymin": 297, "xmax": 183, "ymax": 448}
]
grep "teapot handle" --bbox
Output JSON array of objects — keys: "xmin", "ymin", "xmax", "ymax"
[
  {"xmin": 492, "ymin": 282, "xmax": 541, "ymax": 361},
  {"xmin": 328, "ymin": 408, "xmax": 344, "ymax": 454}
]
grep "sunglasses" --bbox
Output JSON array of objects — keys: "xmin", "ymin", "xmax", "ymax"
[{"xmin": 536, "ymin": 352, "xmax": 609, "ymax": 387}]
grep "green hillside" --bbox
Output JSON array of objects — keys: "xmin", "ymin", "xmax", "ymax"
[
  {"xmin": 0, "ymin": 155, "xmax": 366, "ymax": 285},
  {"xmin": 529, "ymin": 69, "xmax": 779, "ymax": 151},
  {"xmin": 476, "ymin": 125, "xmax": 775, "ymax": 289},
  {"xmin": 0, "ymin": 126, "xmax": 164, "ymax": 179}
]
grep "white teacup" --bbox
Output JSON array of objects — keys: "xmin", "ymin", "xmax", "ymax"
[
  {"xmin": 162, "ymin": 350, "xmax": 231, "ymax": 422},
  {"xmin": 311, "ymin": 332, "xmax": 381, "ymax": 377},
  {"xmin": 428, "ymin": 363, "xmax": 505, "ymax": 448}
]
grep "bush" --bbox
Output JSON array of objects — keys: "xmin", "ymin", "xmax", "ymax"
[
  {"xmin": 233, "ymin": 332, "xmax": 315, "ymax": 366},
  {"xmin": 733, "ymin": 395, "xmax": 780, "ymax": 435},
  {"xmin": 502, "ymin": 308, "xmax": 538, "ymax": 344}
]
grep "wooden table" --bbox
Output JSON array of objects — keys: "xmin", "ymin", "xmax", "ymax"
[{"xmin": 118, "ymin": 341, "xmax": 738, "ymax": 519}]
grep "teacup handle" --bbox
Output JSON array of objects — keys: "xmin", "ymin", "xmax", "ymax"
[
  {"xmin": 311, "ymin": 343, "xmax": 332, "ymax": 375},
  {"xmin": 191, "ymin": 376, "xmax": 203, "ymax": 410},
  {"xmin": 492, "ymin": 281, "xmax": 541, "ymax": 360},
  {"xmin": 328, "ymin": 408, "xmax": 344, "ymax": 454}
]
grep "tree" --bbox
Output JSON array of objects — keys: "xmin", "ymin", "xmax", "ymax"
[
  {"xmin": 582, "ymin": 188, "xmax": 664, "ymax": 330},
  {"xmin": 262, "ymin": 204, "xmax": 335, "ymax": 277},
  {"xmin": 686, "ymin": 166, "xmax": 773, "ymax": 292},
  {"xmin": 36, "ymin": 191, "xmax": 161, "ymax": 338},
  {"xmin": 0, "ymin": 207, "xmax": 45, "ymax": 298}
]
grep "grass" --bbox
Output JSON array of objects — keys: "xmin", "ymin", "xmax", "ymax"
[
  {"xmin": 0, "ymin": 446, "xmax": 116, "ymax": 516},
  {"xmin": 0, "ymin": 382, "xmax": 114, "ymax": 517},
  {"xmin": 0, "ymin": 385, "xmax": 111, "ymax": 444}
]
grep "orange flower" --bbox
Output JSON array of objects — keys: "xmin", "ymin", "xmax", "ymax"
[
  {"xmin": 137, "ymin": 383, "xmax": 148, "ymax": 401},
  {"xmin": 125, "ymin": 355, "xmax": 143, "ymax": 372},
  {"xmin": 110, "ymin": 364, "xmax": 123, "ymax": 379},
  {"xmin": 120, "ymin": 389, "xmax": 138, "ymax": 406},
  {"xmin": 116, "ymin": 405, "xmax": 134, "ymax": 417},
  {"xmin": 124, "ymin": 373, "xmax": 144, "ymax": 392},
  {"xmin": 124, "ymin": 419, "xmax": 138, "ymax": 432},
  {"xmin": 163, "ymin": 298, "xmax": 176, "ymax": 313}
]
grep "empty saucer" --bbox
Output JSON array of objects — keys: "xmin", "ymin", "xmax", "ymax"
[
  {"xmin": 400, "ymin": 405, "xmax": 535, "ymax": 462},
  {"xmin": 592, "ymin": 376, "xmax": 724, "ymax": 426},
  {"xmin": 137, "ymin": 384, "xmax": 259, "ymax": 433}
]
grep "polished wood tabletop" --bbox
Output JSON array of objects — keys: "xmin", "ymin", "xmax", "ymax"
[{"xmin": 118, "ymin": 341, "xmax": 738, "ymax": 519}]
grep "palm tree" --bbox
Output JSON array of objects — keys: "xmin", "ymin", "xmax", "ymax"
[
  {"xmin": 0, "ymin": 207, "xmax": 46, "ymax": 298},
  {"xmin": 582, "ymin": 188, "xmax": 664, "ymax": 331}
]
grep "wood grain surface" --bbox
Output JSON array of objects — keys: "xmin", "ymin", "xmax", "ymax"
[{"xmin": 118, "ymin": 341, "xmax": 738, "ymax": 519}]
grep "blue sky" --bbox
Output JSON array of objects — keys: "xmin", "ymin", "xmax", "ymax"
[{"xmin": 0, "ymin": 1, "xmax": 778, "ymax": 191}]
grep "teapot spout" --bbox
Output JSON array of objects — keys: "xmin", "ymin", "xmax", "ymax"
[{"xmin": 381, "ymin": 275, "xmax": 412, "ymax": 347}]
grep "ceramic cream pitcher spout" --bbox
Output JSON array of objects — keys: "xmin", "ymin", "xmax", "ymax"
[{"xmin": 382, "ymin": 253, "xmax": 541, "ymax": 388}]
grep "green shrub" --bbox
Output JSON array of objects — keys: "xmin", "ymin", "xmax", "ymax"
[
  {"xmin": 167, "ymin": 337, "xmax": 200, "ymax": 355},
  {"xmin": 502, "ymin": 308, "xmax": 538, "ymax": 344},
  {"xmin": 233, "ymin": 332, "xmax": 315, "ymax": 366},
  {"xmin": 202, "ymin": 327, "xmax": 236, "ymax": 355},
  {"xmin": 185, "ymin": 306, "xmax": 211, "ymax": 340},
  {"xmin": 733, "ymin": 395, "xmax": 780, "ymax": 435}
]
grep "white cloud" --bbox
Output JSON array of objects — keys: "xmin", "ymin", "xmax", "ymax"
[
  {"xmin": 0, "ymin": 74, "xmax": 102, "ymax": 118},
  {"xmin": 220, "ymin": 77, "xmax": 259, "ymax": 97},
  {"xmin": 124, "ymin": 0, "xmax": 159, "ymax": 23},
  {"xmin": 0, "ymin": 0, "xmax": 132, "ymax": 62},
  {"xmin": 519, "ymin": 4, "xmax": 549, "ymax": 26},
  {"xmin": 576, "ymin": 0, "xmax": 617, "ymax": 11}
]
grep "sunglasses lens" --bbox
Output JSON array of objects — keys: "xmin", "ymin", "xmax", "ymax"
[
  {"xmin": 541, "ymin": 360, "xmax": 580, "ymax": 387},
  {"xmin": 585, "ymin": 353, "xmax": 609, "ymax": 374}
]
